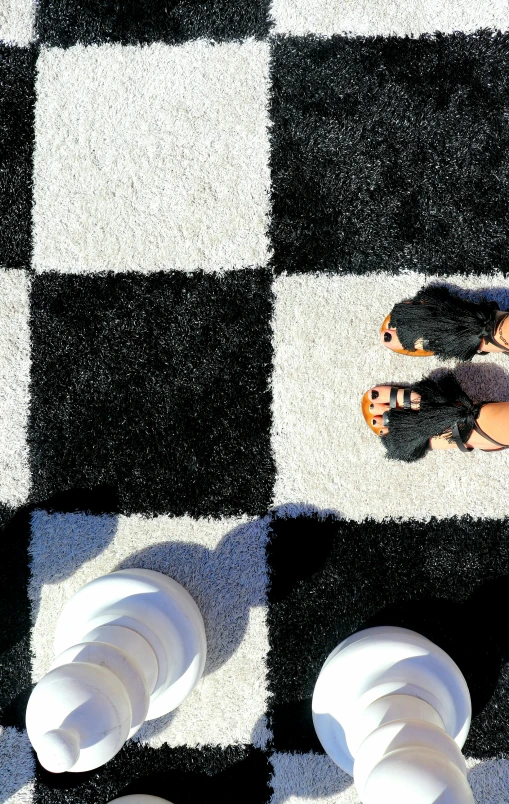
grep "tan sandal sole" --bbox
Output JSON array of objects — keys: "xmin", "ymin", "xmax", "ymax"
[
  {"xmin": 380, "ymin": 312, "xmax": 434, "ymax": 357},
  {"xmin": 361, "ymin": 391, "xmax": 384, "ymax": 436}
]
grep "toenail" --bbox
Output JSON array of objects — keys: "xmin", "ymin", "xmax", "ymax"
[
  {"xmin": 372, "ymin": 419, "xmax": 377, "ymax": 425},
  {"xmin": 371, "ymin": 390, "xmax": 379, "ymax": 399},
  {"xmin": 370, "ymin": 403, "xmax": 374, "ymax": 410},
  {"xmin": 384, "ymin": 332, "xmax": 392, "ymax": 342},
  {"xmin": 383, "ymin": 412, "xmax": 389, "ymax": 426}
]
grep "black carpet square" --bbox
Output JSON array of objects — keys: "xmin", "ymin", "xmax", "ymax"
[
  {"xmin": 266, "ymin": 512, "xmax": 509, "ymax": 758},
  {"xmin": 29, "ymin": 271, "xmax": 275, "ymax": 517},
  {"xmin": 35, "ymin": 744, "xmax": 271, "ymax": 803},
  {"xmin": 0, "ymin": 47, "xmax": 36, "ymax": 269},
  {"xmin": 270, "ymin": 31, "xmax": 509, "ymax": 275},
  {"xmin": 36, "ymin": 0, "xmax": 272, "ymax": 47},
  {"xmin": 0, "ymin": 504, "xmax": 33, "ymax": 730}
]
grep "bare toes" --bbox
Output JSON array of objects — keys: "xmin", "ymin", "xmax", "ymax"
[
  {"xmin": 369, "ymin": 386, "xmax": 391, "ymax": 404},
  {"xmin": 368, "ymin": 386, "xmax": 420, "ymax": 410},
  {"xmin": 371, "ymin": 415, "xmax": 386, "ymax": 436},
  {"xmin": 368, "ymin": 401, "xmax": 387, "ymax": 415},
  {"xmin": 380, "ymin": 327, "xmax": 405, "ymax": 351}
]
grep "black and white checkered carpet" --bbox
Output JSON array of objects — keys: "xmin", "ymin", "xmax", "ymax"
[{"xmin": 2, "ymin": 1, "xmax": 509, "ymax": 801}]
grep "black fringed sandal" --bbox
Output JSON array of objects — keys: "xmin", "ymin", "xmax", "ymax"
[
  {"xmin": 380, "ymin": 285, "xmax": 509, "ymax": 361},
  {"xmin": 361, "ymin": 372, "xmax": 509, "ymax": 462}
]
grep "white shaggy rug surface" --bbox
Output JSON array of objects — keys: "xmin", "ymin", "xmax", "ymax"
[{"xmin": 2, "ymin": 1, "xmax": 509, "ymax": 802}]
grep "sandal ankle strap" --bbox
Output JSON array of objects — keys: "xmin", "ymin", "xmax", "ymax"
[
  {"xmin": 471, "ymin": 406, "xmax": 509, "ymax": 448},
  {"xmin": 451, "ymin": 421, "xmax": 473, "ymax": 452},
  {"xmin": 452, "ymin": 404, "xmax": 509, "ymax": 451},
  {"xmin": 482, "ymin": 311, "xmax": 509, "ymax": 355}
]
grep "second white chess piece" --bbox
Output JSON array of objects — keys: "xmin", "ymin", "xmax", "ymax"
[
  {"xmin": 109, "ymin": 797, "xmax": 172, "ymax": 803},
  {"xmin": 312, "ymin": 626, "xmax": 475, "ymax": 803}
]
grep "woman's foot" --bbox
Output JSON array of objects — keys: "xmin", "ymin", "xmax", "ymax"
[
  {"xmin": 381, "ymin": 310, "xmax": 509, "ymax": 356},
  {"xmin": 366, "ymin": 385, "xmax": 506, "ymax": 451},
  {"xmin": 379, "ymin": 317, "xmax": 431, "ymax": 355},
  {"xmin": 379, "ymin": 285, "xmax": 509, "ymax": 362}
]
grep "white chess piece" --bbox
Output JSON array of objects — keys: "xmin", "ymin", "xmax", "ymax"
[
  {"xmin": 312, "ymin": 626, "xmax": 475, "ymax": 803},
  {"xmin": 26, "ymin": 568, "xmax": 207, "ymax": 773}
]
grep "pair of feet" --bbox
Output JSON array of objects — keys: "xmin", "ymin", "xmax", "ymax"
[{"xmin": 363, "ymin": 287, "xmax": 509, "ymax": 458}]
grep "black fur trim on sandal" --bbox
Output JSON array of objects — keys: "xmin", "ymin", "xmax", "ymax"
[
  {"xmin": 382, "ymin": 373, "xmax": 481, "ymax": 462},
  {"xmin": 390, "ymin": 285, "xmax": 500, "ymax": 361}
]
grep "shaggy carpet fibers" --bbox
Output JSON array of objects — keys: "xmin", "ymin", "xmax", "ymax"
[{"xmin": 2, "ymin": 2, "xmax": 509, "ymax": 803}]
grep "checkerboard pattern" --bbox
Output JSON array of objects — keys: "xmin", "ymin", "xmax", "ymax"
[{"xmin": 2, "ymin": 1, "xmax": 509, "ymax": 801}]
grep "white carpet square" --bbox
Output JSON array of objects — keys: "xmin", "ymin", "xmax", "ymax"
[
  {"xmin": 0, "ymin": 270, "xmax": 30, "ymax": 507},
  {"xmin": 467, "ymin": 758, "xmax": 509, "ymax": 803},
  {"xmin": 33, "ymin": 41, "xmax": 271, "ymax": 273},
  {"xmin": 272, "ymin": 272, "xmax": 509, "ymax": 521},
  {"xmin": 28, "ymin": 511, "xmax": 270, "ymax": 748},
  {"xmin": 268, "ymin": 753, "xmax": 509, "ymax": 804},
  {"xmin": 270, "ymin": 0, "xmax": 509, "ymax": 36},
  {"xmin": 0, "ymin": 0, "xmax": 34, "ymax": 46},
  {"xmin": 269, "ymin": 753, "xmax": 358, "ymax": 803},
  {"xmin": 0, "ymin": 727, "xmax": 34, "ymax": 804}
]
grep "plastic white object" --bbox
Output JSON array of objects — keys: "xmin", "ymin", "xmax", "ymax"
[
  {"xmin": 312, "ymin": 625, "xmax": 475, "ymax": 803},
  {"xmin": 26, "ymin": 568, "xmax": 207, "ymax": 773},
  {"xmin": 109, "ymin": 798, "xmax": 173, "ymax": 804}
]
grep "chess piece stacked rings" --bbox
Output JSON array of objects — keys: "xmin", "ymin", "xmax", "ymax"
[
  {"xmin": 26, "ymin": 569, "xmax": 207, "ymax": 773},
  {"xmin": 312, "ymin": 626, "xmax": 475, "ymax": 803}
]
